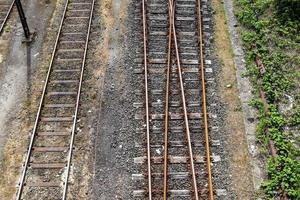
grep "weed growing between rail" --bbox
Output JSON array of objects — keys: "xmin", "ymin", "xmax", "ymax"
[{"xmin": 234, "ymin": 0, "xmax": 300, "ymax": 199}]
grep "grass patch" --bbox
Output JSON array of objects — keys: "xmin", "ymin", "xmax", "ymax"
[{"xmin": 234, "ymin": 0, "xmax": 300, "ymax": 199}]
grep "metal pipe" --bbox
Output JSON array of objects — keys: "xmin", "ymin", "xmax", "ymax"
[{"xmin": 15, "ymin": 0, "xmax": 30, "ymax": 39}]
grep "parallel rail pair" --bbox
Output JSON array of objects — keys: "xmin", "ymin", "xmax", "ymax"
[
  {"xmin": 15, "ymin": 0, "xmax": 95, "ymax": 199},
  {"xmin": 138, "ymin": 0, "xmax": 214, "ymax": 199}
]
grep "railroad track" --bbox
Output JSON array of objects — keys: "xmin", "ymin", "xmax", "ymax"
[
  {"xmin": 133, "ymin": 0, "xmax": 215, "ymax": 199},
  {"xmin": 15, "ymin": 0, "xmax": 95, "ymax": 199},
  {"xmin": 0, "ymin": 0, "xmax": 15, "ymax": 34}
]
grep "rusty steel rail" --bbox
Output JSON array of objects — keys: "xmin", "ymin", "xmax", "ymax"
[
  {"xmin": 163, "ymin": 0, "xmax": 173, "ymax": 199},
  {"xmin": 197, "ymin": 0, "xmax": 214, "ymax": 199},
  {"xmin": 170, "ymin": 2, "xmax": 200, "ymax": 199},
  {"xmin": 0, "ymin": 0, "xmax": 15, "ymax": 35},
  {"xmin": 142, "ymin": 0, "xmax": 152, "ymax": 199},
  {"xmin": 136, "ymin": 0, "xmax": 215, "ymax": 198},
  {"xmin": 15, "ymin": 0, "xmax": 95, "ymax": 199},
  {"xmin": 161, "ymin": 0, "xmax": 214, "ymax": 199}
]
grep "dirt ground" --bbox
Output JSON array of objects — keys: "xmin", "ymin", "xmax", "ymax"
[
  {"xmin": 0, "ymin": 0, "xmax": 56, "ymax": 160},
  {"xmin": 211, "ymin": 0, "xmax": 260, "ymax": 199},
  {"xmin": 91, "ymin": 0, "xmax": 135, "ymax": 199}
]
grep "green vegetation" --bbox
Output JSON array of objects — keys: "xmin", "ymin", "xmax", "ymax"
[{"xmin": 235, "ymin": 0, "xmax": 300, "ymax": 199}]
